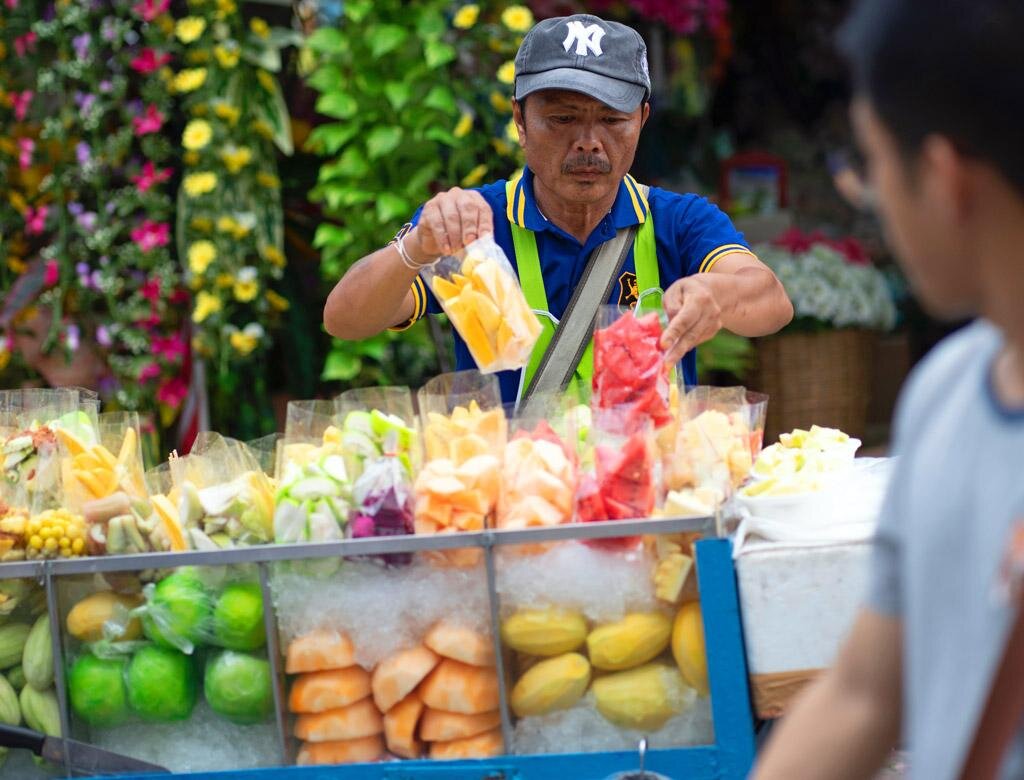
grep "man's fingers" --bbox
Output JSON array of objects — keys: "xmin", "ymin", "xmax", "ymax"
[
  {"xmin": 660, "ymin": 301, "xmax": 700, "ymax": 353},
  {"xmin": 435, "ymin": 197, "xmax": 463, "ymax": 254}
]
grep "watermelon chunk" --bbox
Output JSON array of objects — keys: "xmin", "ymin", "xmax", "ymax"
[{"xmin": 593, "ymin": 311, "xmax": 672, "ymax": 427}]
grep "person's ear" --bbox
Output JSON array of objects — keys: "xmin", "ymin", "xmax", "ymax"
[
  {"xmin": 921, "ymin": 134, "xmax": 970, "ymax": 223},
  {"xmin": 640, "ymin": 101, "xmax": 650, "ymax": 127},
  {"xmin": 512, "ymin": 99, "xmax": 526, "ymax": 147}
]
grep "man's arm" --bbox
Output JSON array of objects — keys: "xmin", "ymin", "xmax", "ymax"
[
  {"xmin": 323, "ymin": 187, "xmax": 493, "ymax": 340},
  {"xmin": 660, "ymin": 252, "xmax": 793, "ymax": 364},
  {"xmin": 753, "ymin": 608, "xmax": 903, "ymax": 780}
]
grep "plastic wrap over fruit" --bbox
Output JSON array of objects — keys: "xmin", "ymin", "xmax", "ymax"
[
  {"xmin": 349, "ymin": 455, "xmax": 415, "ymax": 567},
  {"xmin": 420, "ymin": 237, "xmax": 542, "ymax": 373},
  {"xmin": 335, "ymin": 386, "xmax": 419, "ymax": 482}
]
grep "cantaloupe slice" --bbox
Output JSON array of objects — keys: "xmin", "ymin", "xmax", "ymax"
[
  {"xmin": 286, "ymin": 630, "xmax": 357, "ymax": 674},
  {"xmin": 419, "ymin": 708, "xmax": 501, "ymax": 742},
  {"xmin": 383, "ymin": 693, "xmax": 423, "ymax": 759},
  {"xmin": 428, "ymin": 727, "xmax": 504, "ymax": 760},
  {"xmin": 296, "ymin": 735, "xmax": 384, "ymax": 766},
  {"xmin": 294, "ymin": 698, "xmax": 383, "ymax": 742},
  {"xmin": 289, "ymin": 667, "xmax": 372, "ymax": 714},
  {"xmin": 371, "ymin": 645, "xmax": 440, "ymax": 713},
  {"xmin": 424, "ymin": 621, "xmax": 495, "ymax": 667},
  {"xmin": 418, "ymin": 659, "xmax": 500, "ymax": 715}
]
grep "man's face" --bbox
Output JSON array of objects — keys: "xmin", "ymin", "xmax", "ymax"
[
  {"xmin": 851, "ymin": 98, "xmax": 979, "ymax": 319},
  {"xmin": 513, "ymin": 89, "xmax": 648, "ymax": 207}
]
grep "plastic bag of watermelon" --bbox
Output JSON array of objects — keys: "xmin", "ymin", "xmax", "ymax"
[
  {"xmin": 419, "ymin": 236, "xmax": 542, "ymax": 373},
  {"xmin": 592, "ymin": 306, "xmax": 673, "ymax": 429},
  {"xmin": 335, "ymin": 386, "xmax": 420, "ymax": 482},
  {"xmin": 415, "ymin": 371, "xmax": 507, "ymax": 567},
  {"xmin": 577, "ymin": 407, "xmax": 659, "ymax": 552}
]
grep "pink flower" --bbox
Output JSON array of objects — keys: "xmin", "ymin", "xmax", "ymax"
[
  {"xmin": 43, "ymin": 259, "xmax": 59, "ymax": 287},
  {"xmin": 152, "ymin": 333, "xmax": 187, "ymax": 362},
  {"xmin": 139, "ymin": 363, "xmax": 161, "ymax": 382},
  {"xmin": 17, "ymin": 138, "xmax": 34, "ymax": 170},
  {"xmin": 25, "ymin": 205, "xmax": 48, "ymax": 236},
  {"xmin": 156, "ymin": 376, "xmax": 188, "ymax": 409},
  {"xmin": 132, "ymin": 104, "xmax": 165, "ymax": 136},
  {"xmin": 5, "ymin": 0, "xmax": 18, "ymax": 9},
  {"xmin": 169, "ymin": 288, "xmax": 190, "ymax": 305},
  {"xmin": 132, "ymin": 0, "xmax": 169, "ymax": 22},
  {"xmin": 130, "ymin": 48, "xmax": 171, "ymax": 74},
  {"xmin": 11, "ymin": 91, "xmax": 32, "ymax": 122},
  {"xmin": 131, "ymin": 220, "xmax": 170, "ymax": 252},
  {"xmin": 131, "ymin": 161, "xmax": 172, "ymax": 193},
  {"xmin": 14, "ymin": 31, "xmax": 37, "ymax": 57}
]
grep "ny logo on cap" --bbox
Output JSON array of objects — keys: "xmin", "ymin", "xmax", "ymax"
[{"xmin": 562, "ymin": 21, "xmax": 605, "ymax": 57}]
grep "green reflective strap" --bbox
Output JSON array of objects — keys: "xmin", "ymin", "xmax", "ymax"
[{"xmin": 633, "ymin": 216, "xmax": 662, "ymax": 313}]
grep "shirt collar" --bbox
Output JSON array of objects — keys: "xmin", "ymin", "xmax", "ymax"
[{"xmin": 507, "ymin": 167, "xmax": 650, "ymax": 233}]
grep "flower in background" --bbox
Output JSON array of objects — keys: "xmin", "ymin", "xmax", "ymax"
[
  {"xmin": 16, "ymin": 137, "xmax": 34, "ymax": 169},
  {"xmin": 72, "ymin": 33, "xmax": 91, "ymax": 60},
  {"xmin": 497, "ymin": 60, "xmax": 515, "ymax": 84},
  {"xmin": 132, "ymin": 0, "xmax": 169, "ymax": 22},
  {"xmin": 261, "ymin": 245, "xmax": 285, "ymax": 268},
  {"xmin": 75, "ymin": 210, "xmax": 97, "ymax": 232},
  {"xmin": 461, "ymin": 164, "xmax": 487, "ymax": 188},
  {"xmin": 265, "ymin": 290, "xmax": 289, "ymax": 312},
  {"xmin": 192, "ymin": 291, "xmax": 222, "ymax": 322},
  {"xmin": 43, "ymin": 258, "xmax": 59, "ymax": 285},
  {"xmin": 489, "ymin": 90, "xmax": 511, "ymax": 113},
  {"xmin": 213, "ymin": 44, "xmax": 239, "ymax": 69},
  {"xmin": 139, "ymin": 363, "xmax": 161, "ymax": 382},
  {"xmin": 255, "ymin": 172, "xmax": 279, "ymax": 188},
  {"xmin": 130, "ymin": 47, "xmax": 171, "ymax": 74},
  {"xmin": 249, "ymin": 17, "xmax": 270, "ymax": 39},
  {"xmin": 152, "ymin": 333, "xmax": 187, "ymax": 362},
  {"xmin": 505, "ymin": 118, "xmax": 520, "ymax": 144},
  {"xmin": 96, "ymin": 325, "xmax": 113, "ymax": 348},
  {"xmin": 131, "ymin": 161, "xmax": 172, "ymax": 193},
  {"xmin": 25, "ymin": 205, "xmax": 48, "ymax": 235},
  {"xmin": 187, "ymin": 240, "xmax": 216, "ymax": 274},
  {"xmin": 65, "ymin": 324, "xmax": 81, "ymax": 352},
  {"xmin": 13, "ymin": 31, "xmax": 37, "ymax": 57},
  {"xmin": 10, "ymin": 91, "xmax": 32, "ymax": 121},
  {"xmin": 453, "ymin": 4, "xmax": 479, "ymax": 29},
  {"xmin": 140, "ymin": 278, "xmax": 162, "ymax": 303},
  {"xmin": 175, "ymin": 17, "xmax": 206, "ymax": 44},
  {"xmin": 255, "ymin": 70, "xmax": 276, "ymax": 93},
  {"xmin": 74, "ymin": 91, "xmax": 98, "ymax": 115},
  {"xmin": 213, "ymin": 102, "xmax": 240, "ymax": 124},
  {"xmin": 216, "ymin": 0, "xmax": 237, "ymax": 19},
  {"xmin": 229, "ymin": 323, "xmax": 264, "ymax": 356},
  {"xmin": 221, "ymin": 146, "xmax": 252, "ymax": 173},
  {"xmin": 501, "ymin": 5, "xmax": 534, "ymax": 32},
  {"xmin": 156, "ymin": 375, "xmax": 188, "ymax": 407},
  {"xmin": 233, "ymin": 267, "xmax": 259, "ymax": 302},
  {"xmin": 183, "ymin": 119, "xmax": 213, "ymax": 150},
  {"xmin": 131, "ymin": 220, "xmax": 170, "ymax": 252},
  {"xmin": 173, "ymin": 68, "xmax": 207, "ymax": 93},
  {"xmin": 76, "ymin": 142, "xmax": 91, "ymax": 166},
  {"xmin": 183, "ymin": 171, "xmax": 217, "ymax": 197},
  {"xmin": 132, "ymin": 104, "xmax": 165, "ymax": 135},
  {"xmin": 453, "ymin": 112, "xmax": 473, "ymax": 138}
]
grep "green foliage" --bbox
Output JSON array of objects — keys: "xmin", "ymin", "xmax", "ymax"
[{"xmin": 696, "ymin": 330, "xmax": 754, "ymax": 380}]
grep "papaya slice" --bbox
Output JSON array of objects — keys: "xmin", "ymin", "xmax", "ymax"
[
  {"xmin": 419, "ymin": 708, "xmax": 501, "ymax": 742},
  {"xmin": 286, "ymin": 630, "xmax": 357, "ymax": 674},
  {"xmin": 428, "ymin": 727, "xmax": 504, "ymax": 760},
  {"xmin": 418, "ymin": 659, "xmax": 500, "ymax": 715},
  {"xmin": 294, "ymin": 698, "xmax": 383, "ymax": 742},
  {"xmin": 289, "ymin": 667, "xmax": 372, "ymax": 714},
  {"xmin": 383, "ymin": 693, "xmax": 423, "ymax": 759},
  {"xmin": 424, "ymin": 620, "xmax": 495, "ymax": 667},
  {"xmin": 371, "ymin": 645, "xmax": 440, "ymax": 713},
  {"xmin": 296, "ymin": 734, "xmax": 384, "ymax": 766}
]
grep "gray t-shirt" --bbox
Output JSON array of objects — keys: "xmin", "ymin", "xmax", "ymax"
[{"xmin": 868, "ymin": 320, "xmax": 1024, "ymax": 780}]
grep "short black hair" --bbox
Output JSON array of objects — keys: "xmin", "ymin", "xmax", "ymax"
[{"xmin": 838, "ymin": 0, "xmax": 1024, "ymax": 195}]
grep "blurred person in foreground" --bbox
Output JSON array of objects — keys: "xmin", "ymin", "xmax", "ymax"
[{"xmin": 754, "ymin": 1, "xmax": 1024, "ymax": 778}]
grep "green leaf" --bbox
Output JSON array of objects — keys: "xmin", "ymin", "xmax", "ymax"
[
  {"xmin": 404, "ymin": 162, "xmax": 440, "ymax": 198},
  {"xmin": 376, "ymin": 193, "xmax": 410, "ymax": 224},
  {"xmin": 423, "ymin": 84, "xmax": 456, "ymax": 114},
  {"xmin": 369, "ymin": 24, "xmax": 408, "ymax": 58},
  {"xmin": 268, "ymin": 28, "xmax": 306, "ymax": 50},
  {"xmin": 316, "ymin": 92, "xmax": 358, "ymax": 120},
  {"xmin": 416, "ymin": 9, "xmax": 446, "ymax": 40},
  {"xmin": 383, "ymin": 82, "xmax": 412, "ymax": 111},
  {"xmin": 242, "ymin": 46, "xmax": 282, "ymax": 73},
  {"xmin": 343, "ymin": 0, "xmax": 371, "ymax": 23},
  {"xmin": 261, "ymin": 75, "xmax": 294, "ymax": 156},
  {"xmin": 357, "ymin": 337, "xmax": 389, "ymax": 362},
  {"xmin": 313, "ymin": 223, "xmax": 351, "ymax": 249},
  {"xmin": 365, "ymin": 126, "xmax": 402, "ymax": 159},
  {"xmin": 322, "ymin": 348, "xmax": 362, "ymax": 382},
  {"xmin": 306, "ymin": 27, "xmax": 346, "ymax": 54},
  {"xmin": 424, "ymin": 126, "xmax": 456, "ymax": 146},
  {"xmin": 307, "ymin": 63, "xmax": 345, "ymax": 94},
  {"xmin": 305, "ymin": 122, "xmax": 359, "ymax": 155},
  {"xmin": 320, "ymin": 146, "xmax": 369, "ymax": 179},
  {"xmin": 424, "ymin": 40, "xmax": 456, "ymax": 69}
]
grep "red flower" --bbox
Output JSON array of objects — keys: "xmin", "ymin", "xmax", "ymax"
[
  {"xmin": 10, "ymin": 91, "xmax": 32, "ymax": 122},
  {"xmin": 139, "ymin": 363, "xmax": 161, "ymax": 382},
  {"xmin": 43, "ymin": 259, "xmax": 59, "ymax": 286},
  {"xmin": 131, "ymin": 221, "xmax": 170, "ymax": 253},
  {"xmin": 132, "ymin": 0, "xmax": 169, "ymax": 22},
  {"xmin": 152, "ymin": 333, "xmax": 187, "ymax": 362},
  {"xmin": 169, "ymin": 288, "xmax": 190, "ymax": 305},
  {"xmin": 25, "ymin": 205, "xmax": 48, "ymax": 236},
  {"xmin": 130, "ymin": 48, "xmax": 171, "ymax": 74},
  {"xmin": 131, "ymin": 161, "xmax": 172, "ymax": 193},
  {"xmin": 140, "ymin": 278, "xmax": 163, "ymax": 302},
  {"xmin": 132, "ymin": 104, "xmax": 165, "ymax": 136},
  {"xmin": 14, "ymin": 31, "xmax": 37, "ymax": 57},
  {"xmin": 156, "ymin": 376, "xmax": 189, "ymax": 409}
]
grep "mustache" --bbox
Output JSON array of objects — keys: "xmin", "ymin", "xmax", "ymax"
[{"xmin": 561, "ymin": 154, "xmax": 612, "ymax": 174}]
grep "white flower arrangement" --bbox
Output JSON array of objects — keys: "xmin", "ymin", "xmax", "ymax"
[{"xmin": 755, "ymin": 242, "xmax": 897, "ymax": 331}]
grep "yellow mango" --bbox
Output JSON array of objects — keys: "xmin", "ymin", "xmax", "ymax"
[
  {"xmin": 586, "ymin": 613, "xmax": 672, "ymax": 671},
  {"xmin": 671, "ymin": 602, "xmax": 709, "ymax": 696},
  {"xmin": 431, "ymin": 276, "xmax": 462, "ymax": 302},
  {"xmin": 501, "ymin": 608, "xmax": 587, "ymax": 657},
  {"xmin": 67, "ymin": 591, "xmax": 143, "ymax": 642},
  {"xmin": 592, "ymin": 663, "xmax": 690, "ymax": 731},
  {"xmin": 510, "ymin": 652, "xmax": 590, "ymax": 717}
]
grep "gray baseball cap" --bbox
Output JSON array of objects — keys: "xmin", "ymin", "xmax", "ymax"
[{"xmin": 514, "ymin": 14, "xmax": 650, "ymax": 113}]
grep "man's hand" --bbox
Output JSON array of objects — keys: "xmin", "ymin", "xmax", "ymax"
[
  {"xmin": 409, "ymin": 187, "xmax": 494, "ymax": 260},
  {"xmin": 660, "ymin": 275, "xmax": 723, "ymax": 365}
]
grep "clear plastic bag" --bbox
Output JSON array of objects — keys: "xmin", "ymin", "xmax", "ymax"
[
  {"xmin": 419, "ymin": 236, "xmax": 542, "ymax": 373},
  {"xmin": 349, "ymin": 455, "xmax": 415, "ymax": 567},
  {"xmin": 335, "ymin": 386, "xmax": 419, "ymax": 482}
]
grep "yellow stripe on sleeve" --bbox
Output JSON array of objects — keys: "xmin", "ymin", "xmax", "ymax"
[
  {"xmin": 624, "ymin": 175, "xmax": 649, "ymax": 222},
  {"xmin": 699, "ymin": 244, "xmax": 753, "ymax": 273},
  {"xmin": 516, "ymin": 178, "xmax": 526, "ymax": 227}
]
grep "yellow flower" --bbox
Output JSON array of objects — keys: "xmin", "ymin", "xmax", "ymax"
[
  {"xmin": 491, "ymin": 138, "xmax": 512, "ymax": 156},
  {"xmin": 175, "ymin": 17, "xmax": 207, "ymax": 44},
  {"xmin": 221, "ymin": 146, "xmax": 252, "ymax": 174},
  {"xmin": 187, "ymin": 240, "xmax": 217, "ymax": 274},
  {"xmin": 7, "ymin": 257, "xmax": 27, "ymax": 274},
  {"xmin": 215, "ymin": 273, "xmax": 234, "ymax": 288},
  {"xmin": 256, "ymin": 70, "xmax": 276, "ymax": 93},
  {"xmin": 256, "ymin": 171, "xmax": 280, "ymax": 188},
  {"xmin": 460, "ymin": 164, "xmax": 488, "ymax": 188},
  {"xmin": 193, "ymin": 291, "xmax": 222, "ymax": 323},
  {"xmin": 216, "ymin": 215, "xmax": 238, "ymax": 234},
  {"xmin": 229, "ymin": 330, "xmax": 259, "ymax": 356},
  {"xmin": 251, "ymin": 119, "xmax": 274, "ymax": 140},
  {"xmin": 190, "ymin": 216, "xmax": 213, "ymax": 232},
  {"xmin": 156, "ymin": 14, "xmax": 175, "ymax": 36},
  {"xmin": 266, "ymin": 290, "xmax": 290, "ymax": 312},
  {"xmin": 183, "ymin": 151, "xmax": 200, "ymax": 166},
  {"xmin": 505, "ymin": 118, "xmax": 520, "ymax": 144},
  {"xmin": 262, "ymin": 245, "xmax": 286, "ymax": 268},
  {"xmin": 250, "ymin": 17, "xmax": 270, "ymax": 39},
  {"xmin": 452, "ymin": 4, "xmax": 479, "ymax": 29},
  {"xmin": 216, "ymin": 0, "xmax": 236, "ymax": 18},
  {"xmin": 233, "ymin": 267, "xmax": 259, "ymax": 302},
  {"xmin": 217, "ymin": 213, "xmax": 254, "ymax": 240},
  {"xmin": 453, "ymin": 112, "xmax": 473, "ymax": 139},
  {"xmin": 489, "ymin": 90, "xmax": 512, "ymax": 113},
  {"xmin": 183, "ymin": 119, "xmax": 213, "ymax": 150},
  {"xmin": 158, "ymin": 66, "xmax": 174, "ymax": 83},
  {"xmin": 183, "ymin": 171, "xmax": 218, "ymax": 197},
  {"xmin": 501, "ymin": 5, "xmax": 534, "ymax": 32},
  {"xmin": 173, "ymin": 68, "xmax": 207, "ymax": 93},
  {"xmin": 214, "ymin": 45, "xmax": 239, "ymax": 68},
  {"xmin": 213, "ymin": 101, "xmax": 240, "ymax": 125},
  {"xmin": 497, "ymin": 60, "xmax": 515, "ymax": 85}
]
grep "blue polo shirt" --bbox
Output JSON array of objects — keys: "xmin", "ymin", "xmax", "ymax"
[{"xmin": 392, "ymin": 167, "xmax": 752, "ymax": 403}]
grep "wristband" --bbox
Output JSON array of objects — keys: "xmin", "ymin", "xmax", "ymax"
[{"xmin": 396, "ymin": 232, "xmax": 432, "ymax": 271}]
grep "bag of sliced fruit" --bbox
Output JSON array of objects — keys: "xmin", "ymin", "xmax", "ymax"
[
  {"xmin": 273, "ymin": 400, "xmax": 349, "ymax": 548},
  {"xmin": 415, "ymin": 371, "xmax": 506, "ymax": 567},
  {"xmin": 419, "ymin": 236, "xmax": 542, "ymax": 373}
]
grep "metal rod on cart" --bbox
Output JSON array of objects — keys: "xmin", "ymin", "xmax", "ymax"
[
  {"xmin": 42, "ymin": 561, "xmax": 73, "ymax": 779},
  {"xmin": 482, "ymin": 532, "xmax": 514, "ymax": 754},
  {"xmin": 258, "ymin": 562, "xmax": 290, "ymax": 767}
]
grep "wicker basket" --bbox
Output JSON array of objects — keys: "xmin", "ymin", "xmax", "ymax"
[{"xmin": 750, "ymin": 329, "xmax": 876, "ymax": 443}]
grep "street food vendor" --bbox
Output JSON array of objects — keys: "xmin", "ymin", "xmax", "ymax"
[{"xmin": 324, "ymin": 14, "xmax": 793, "ymax": 402}]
